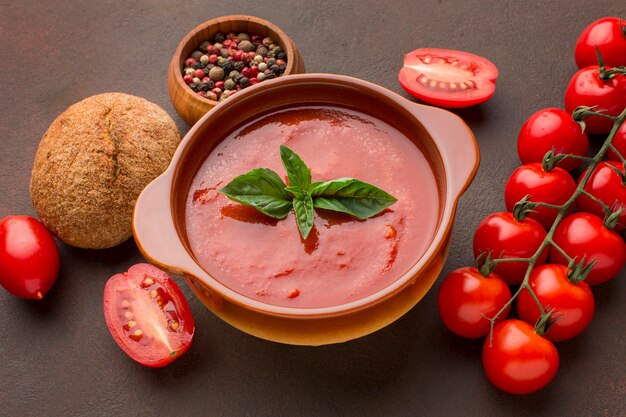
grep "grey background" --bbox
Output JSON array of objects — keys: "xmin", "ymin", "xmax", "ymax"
[{"xmin": 1, "ymin": 1, "xmax": 624, "ymax": 416}]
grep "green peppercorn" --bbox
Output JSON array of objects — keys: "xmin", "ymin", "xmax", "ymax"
[
  {"xmin": 224, "ymin": 79, "xmax": 236, "ymax": 90},
  {"xmin": 191, "ymin": 50, "xmax": 203, "ymax": 60},
  {"xmin": 266, "ymin": 58, "xmax": 277, "ymax": 66},
  {"xmin": 200, "ymin": 55, "xmax": 210, "ymax": 65},
  {"xmin": 238, "ymin": 40, "xmax": 254, "ymax": 52},
  {"xmin": 214, "ymin": 32, "xmax": 225, "ymax": 43},
  {"xmin": 256, "ymin": 46, "xmax": 269, "ymax": 57},
  {"xmin": 257, "ymin": 72, "xmax": 267, "ymax": 81},
  {"xmin": 237, "ymin": 33, "xmax": 250, "ymax": 42},
  {"xmin": 268, "ymin": 44, "xmax": 276, "ymax": 51},
  {"xmin": 226, "ymin": 32, "xmax": 237, "ymax": 40},
  {"xmin": 267, "ymin": 51, "xmax": 276, "ymax": 59},
  {"xmin": 199, "ymin": 41, "xmax": 211, "ymax": 52},
  {"xmin": 220, "ymin": 90, "xmax": 231, "ymax": 100},
  {"xmin": 193, "ymin": 77, "xmax": 202, "ymax": 84},
  {"xmin": 219, "ymin": 48, "xmax": 229, "ymax": 58},
  {"xmin": 253, "ymin": 55, "xmax": 264, "ymax": 64},
  {"xmin": 228, "ymin": 70, "xmax": 240, "ymax": 79},
  {"xmin": 214, "ymin": 42, "xmax": 223, "ymax": 49},
  {"xmin": 257, "ymin": 62, "xmax": 268, "ymax": 72},
  {"xmin": 262, "ymin": 37, "xmax": 272, "ymax": 47},
  {"xmin": 184, "ymin": 67, "xmax": 195, "ymax": 76},
  {"xmin": 217, "ymin": 57, "xmax": 228, "ymax": 68},
  {"xmin": 234, "ymin": 61, "xmax": 245, "ymax": 71},
  {"xmin": 209, "ymin": 66, "xmax": 225, "ymax": 81}
]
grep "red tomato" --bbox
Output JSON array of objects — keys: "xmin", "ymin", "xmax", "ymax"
[
  {"xmin": 564, "ymin": 67, "xmax": 626, "ymax": 134},
  {"xmin": 437, "ymin": 267, "xmax": 511, "ymax": 338},
  {"xmin": 517, "ymin": 264, "xmax": 595, "ymax": 342},
  {"xmin": 607, "ymin": 120, "xmax": 626, "ymax": 161},
  {"xmin": 517, "ymin": 108, "xmax": 589, "ymax": 171},
  {"xmin": 473, "ymin": 212, "xmax": 548, "ymax": 285},
  {"xmin": 0, "ymin": 215, "xmax": 60, "ymax": 300},
  {"xmin": 575, "ymin": 17, "xmax": 626, "ymax": 69},
  {"xmin": 550, "ymin": 213, "xmax": 626, "ymax": 286},
  {"xmin": 577, "ymin": 161, "xmax": 626, "ymax": 231},
  {"xmin": 103, "ymin": 263, "xmax": 195, "ymax": 367},
  {"xmin": 482, "ymin": 319, "xmax": 559, "ymax": 395},
  {"xmin": 504, "ymin": 163, "xmax": 576, "ymax": 230},
  {"xmin": 398, "ymin": 48, "xmax": 498, "ymax": 108}
]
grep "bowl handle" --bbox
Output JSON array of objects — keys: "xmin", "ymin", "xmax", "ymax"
[
  {"xmin": 407, "ymin": 103, "xmax": 480, "ymax": 198},
  {"xmin": 132, "ymin": 172, "xmax": 205, "ymax": 279}
]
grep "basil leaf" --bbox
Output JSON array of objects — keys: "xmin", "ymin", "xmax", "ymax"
[
  {"xmin": 292, "ymin": 193, "xmax": 314, "ymax": 239},
  {"xmin": 218, "ymin": 168, "xmax": 293, "ymax": 219},
  {"xmin": 310, "ymin": 178, "xmax": 397, "ymax": 219},
  {"xmin": 280, "ymin": 145, "xmax": 311, "ymax": 190}
]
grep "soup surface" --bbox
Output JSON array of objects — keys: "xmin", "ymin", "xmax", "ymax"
[{"xmin": 185, "ymin": 106, "xmax": 439, "ymax": 308}]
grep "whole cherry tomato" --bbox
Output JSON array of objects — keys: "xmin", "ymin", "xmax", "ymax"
[
  {"xmin": 473, "ymin": 212, "xmax": 548, "ymax": 285},
  {"xmin": 564, "ymin": 67, "xmax": 626, "ymax": 134},
  {"xmin": 577, "ymin": 161, "xmax": 626, "ymax": 231},
  {"xmin": 607, "ymin": 120, "xmax": 626, "ymax": 161},
  {"xmin": 517, "ymin": 264, "xmax": 595, "ymax": 342},
  {"xmin": 103, "ymin": 263, "xmax": 195, "ymax": 367},
  {"xmin": 437, "ymin": 267, "xmax": 511, "ymax": 338},
  {"xmin": 575, "ymin": 17, "xmax": 626, "ymax": 69},
  {"xmin": 482, "ymin": 319, "xmax": 559, "ymax": 395},
  {"xmin": 550, "ymin": 212, "xmax": 626, "ymax": 286},
  {"xmin": 0, "ymin": 215, "xmax": 60, "ymax": 299},
  {"xmin": 517, "ymin": 108, "xmax": 589, "ymax": 171},
  {"xmin": 504, "ymin": 163, "xmax": 576, "ymax": 230}
]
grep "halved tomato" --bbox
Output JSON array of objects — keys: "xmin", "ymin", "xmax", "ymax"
[
  {"xmin": 103, "ymin": 263, "xmax": 195, "ymax": 368},
  {"xmin": 398, "ymin": 48, "xmax": 498, "ymax": 108}
]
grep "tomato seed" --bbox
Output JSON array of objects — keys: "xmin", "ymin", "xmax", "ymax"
[
  {"xmin": 124, "ymin": 311, "xmax": 133, "ymax": 319},
  {"xmin": 150, "ymin": 290, "xmax": 158, "ymax": 298},
  {"xmin": 170, "ymin": 322, "xmax": 179, "ymax": 331},
  {"xmin": 121, "ymin": 300, "xmax": 130, "ymax": 308},
  {"xmin": 127, "ymin": 320, "xmax": 137, "ymax": 328},
  {"xmin": 142, "ymin": 277, "xmax": 154, "ymax": 286}
]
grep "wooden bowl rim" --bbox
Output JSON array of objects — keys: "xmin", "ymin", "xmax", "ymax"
[{"xmin": 169, "ymin": 15, "xmax": 298, "ymax": 107}]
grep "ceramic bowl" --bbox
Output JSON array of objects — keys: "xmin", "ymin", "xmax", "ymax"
[
  {"xmin": 134, "ymin": 74, "xmax": 479, "ymax": 345},
  {"xmin": 167, "ymin": 15, "xmax": 305, "ymax": 125}
]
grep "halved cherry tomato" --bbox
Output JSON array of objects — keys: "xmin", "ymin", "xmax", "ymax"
[
  {"xmin": 575, "ymin": 17, "xmax": 626, "ymax": 69},
  {"xmin": 482, "ymin": 319, "xmax": 559, "ymax": 395},
  {"xmin": 103, "ymin": 263, "xmax": 195, "ymax": 367},
  {"xmin": 607, "ymin": 120, "xmax": 626, "ymax": 161},
  {"xmin": 437, "ymin": 267, "xmax": 511, "ymax": 338},
  {"xmin": 0, "ymin": 215, "xmax": 60, "ymax": 300},
  {"xmin": 517, "ymin": 264, "xmax": 595, "ymax": 342},
  {"xmin": 398, "ymin": 48, "xmax": 498, "ymax": 108},
  {"xmin": 473, "ymin": 212, "xmax": 548, "ymax": 285},
  {"xmin": 516, "ymin": 108, "xmax": 589, "ymax": 171},
  {"xmin": 577, "ymin": 161, "xmax": 626, "ymax": 231},
  {"xmin": 550, "ymin": 212, "xmax": 625, "ymax": 286},
  {"xmin": 504, "ymin": 163, "xmax": 576, "ymax": 230},
  {"xmin": 564, "ymin": 66, "xmax": 626, "ymax": 134}
]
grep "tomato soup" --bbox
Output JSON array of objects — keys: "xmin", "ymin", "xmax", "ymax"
[{"xmin": 185, "ymin": 106, "xmax": 439, "ymax": 308}]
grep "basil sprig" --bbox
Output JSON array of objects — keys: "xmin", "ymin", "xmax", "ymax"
[{"xmin": 218, "ymin": 145, "xmax": 397, "ymax": 238}]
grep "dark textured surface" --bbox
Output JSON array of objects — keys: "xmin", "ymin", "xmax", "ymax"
[{"xmin": 1, "ymin": 1, "xmax": 625, "ymax": 416}]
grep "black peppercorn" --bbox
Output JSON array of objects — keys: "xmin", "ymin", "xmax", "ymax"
[
  {"xmin": 222, "ymin": 61, "xmax": 235, "ymax": 74},
  {"xmin": 189, "ymin": 82, "xmax": 198, "ymax": 90},
  {"xmin": 214, "ymin": 32, "xmax": 225, "ymax": 43},
  {"xmin": 234, "ymin": 61, "xmax": 245, "ymax": 71},
  {"xmin": 256, "ymin": 46, "xmax": 269, "ymax": 57},
  {"xmin": 277, "ymin": 52, "xmax": 287, "ymax": 60},
  {"xmin": 239, "ymin": 77, "xmax": 250, "ymax": 88},
  {"xmin": 267, "ymin": 51, "xmax": 276, "ymax": 59},
  {"xmin": 234, "ymin": 74, "xmax": 244, "ymax": 84},
  {"xmin": 198, "ymin": 82, "xmax": 208, "ymax": 91},
  {"xmin": 191, "ymin": 50, "xmax": 203, "ymax": 60},
  {"xmin": 199, "ymin": 41, "xmax": 211, "ymax": 52},
  {"xmin": 192, "ymin": 62, "xmax": 203, "ymax": 70}
]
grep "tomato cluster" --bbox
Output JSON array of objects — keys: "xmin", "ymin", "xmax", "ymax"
[{"xmin": 438, "ymin": 17, "xmax": 626, "ymax": 395}]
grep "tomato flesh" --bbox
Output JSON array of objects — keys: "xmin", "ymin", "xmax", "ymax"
[
  {"xmin": 103, "ymin": 263, "xmax": 195, "ymax": 367},
  {"xmin": 577, "ymin": 161, "xmax": 626, "ymax": 231},
  {"xmin": 399, "ymin": 48, "xmax": 498, "ymax": 108},
  {"xmin": 607, "ymin": 121, "xmax": 626, "ymax": 161}
]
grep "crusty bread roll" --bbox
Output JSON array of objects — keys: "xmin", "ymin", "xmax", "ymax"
[{"xmin": 30, "ymin": 93, "xmax": 181, "ymax": 249}]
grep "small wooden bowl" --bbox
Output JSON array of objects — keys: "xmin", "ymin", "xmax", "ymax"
[{"xmin": 168, "ymin": 15, "xmax": 305, "ymax": 125}]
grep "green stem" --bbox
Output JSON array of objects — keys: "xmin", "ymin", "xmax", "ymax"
[
  {"xmin": 486, "ymin": 107, "xmax": 626, "ymax": 335},
  {"xmin": 533, "ymin": 201, "xmax": 565, "ymax": 210},
  {"xmin": 609, "ymin": 144, "xmax": 626, "ymax": 165},
  {"xmin": 547, "ymin": 238, "xmax": 574, "ymax": 263},
  {"xmin": 580, "ymin": 189, "xmax": 612, "ymax": 214}
]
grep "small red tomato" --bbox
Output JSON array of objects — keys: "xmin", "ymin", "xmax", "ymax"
[
  {"xmin": 607, "ymin": 121, "xmax": 626, "ymax": 161},
  {"xmin": 517, "ymin": 108, "xmax": 589, "ymax": 171},
  {"xmin": 517, "ymin": 264, "xmax": 595, "ymax": 341},
  {"xmin": 437, "ymin": 267, "xmax": 511, "ymax": 338},
  {"xmin": 103, "ymin": 263, "xmax": 195, "ymax": 368},
  {"xmin": 398, "ymin": 48, "xmax": 498, "ymax": 108},
  {"xmin": 482, "ymin": 319, "xmax": 559, "ymax": 395},
  {"xmin": 575, "ymin": 17, "xmax": 626, "ymax": 69},
  {"xmin": 550, "ymin": 212, "xmax": 626, "ymax": 286},
  {"xmin": 564, "ymin": 67, "xmax": 626, "ymax": 134},
  {"xmin": 504, "ymin": 163, "xmax": 576, "ymax": 230},
  {"xmin": 473, "ymin": 212, "xmax": 548, "ymax": 285},
  {"xmin": 577, "ymin": 161, "xmax": 626, "ymax": 231},
  {"xmin": 0, "ymin": 215, "xmax": 60, "ymax": 300}
]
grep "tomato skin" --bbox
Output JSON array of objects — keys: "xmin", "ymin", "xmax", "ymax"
[
  {"xmin": 0, "ymin": 215, "xmax": 60, "ymax": 300},
  {"xmin": 550, "ymin": 213, "xmax": 626, "ymax": 286},
  {"xmin": 517, "ymin": 264, "xmax": 595, "ymax": 342},
  {"xmin": 577, "ymin": 161, "xmax": 626, "ymax": 231},
  {"xmin": 473, "ymin": 212, "xmax": 548, "ymax": 285},
  {"xmin": 564, "ymin": 67, "xmax": 626, "ymax": 134},
  {"xmin": 103, "ymin": 263, "xmax": 195, "ymax": 368},
  {"xmin": 398, "ymin": 48, "xmax": 498, "ymax": 108},
  {"xmin": 517, "ymin": 108, "xmax": 589, "ymax": 171},
  {"xmin": 437, "ymin": 267, "xmax": 511, "ymax": 338},
  {"xmin": 575, "ymin": 17, "xmax": 626, "ymax": 69},
  {"xmin": 504, "ymin": 163, "xmax": 576, "ymax": 230},
  {"xmin": 482, "ymin": 319, "xmax": 559, "ymax": 395},
  {"xmin": 607, "ymin": 121, "xmax": 626, "ymax": 161}
]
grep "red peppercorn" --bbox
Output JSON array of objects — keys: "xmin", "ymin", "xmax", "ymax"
[
  {"xmin": 215, "ymin": 81, "xmax": 225, "ymax": 89},
  {"xmin": 241, "ymin": 67, "xmax": 250, "ymax": 77},
  {"xmin": 212, "ymin": 87, "xmax": 222, "ymax": 95},
  {"xmin": 229, "ymin": 89, "xmax": 238, "ymax": 96},
  {"xmin": 264, "ymin": 56, "xmax": 268, "ymax": 62},
  {"xmin": 202, "ymin": 76, "xmax": 211, "ymax": 83},
  {"xmin": 276, "ymin": 59, "xmax": 285, "ymax": 66},
  {"xmin": 252, "ymin": 35, "xmax": 263, "ymax": 45},
  {"xmin": 185, "ymin": 58, "xmax": 196, "ymax": 67},
  {"xmin": 183, "ymin": 74, "xmax": 194, "ymax": 84},
  {"xmin": 196, "ymin": 91, "xmax": 205, "ymax": 96},
  {"xmin": 249, "ymin": 77, "xmax": 259, "ymax": 85},
  {"xmin": 209, "ymin": 54, "xmax": 218, "ymax": 64},
  {"xmin": 227, "ymin": 56, "xmax": 235, "ymax": 61},
  {"xmin": 234, "ymin": 50, "xmax": 244, "ymax": 61},
  {"xmin": 249, "ymin": 66, "xmax": 259, "ymax": 77},
  {"xmin": 194, "ymin": 69, "xmax": 204, "ymax": 78}
]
